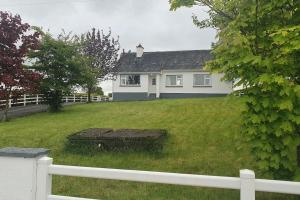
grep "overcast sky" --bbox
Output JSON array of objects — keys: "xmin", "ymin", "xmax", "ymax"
[{"xmin": 1, "ymin": 0, "xmax": 215, "ymax": 94}]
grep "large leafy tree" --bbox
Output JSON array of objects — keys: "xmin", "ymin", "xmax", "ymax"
[
  {"xmin": 170, "ymin": 0, "xmax": 300, "ymax": 179},
  {"xmin": 90, "ymin": 86, "xmax": 104, "ymax": 96},
  {"xmin": 0, "ymin": 11, "xmax": 41, "ymax": 121},
  {"xmin": 81, "ymin": 28, "xmax": 120, "ymax": 102},
  {"xmin": 29, "ymin": 32, "xmax": 86, "ymax": 112}
]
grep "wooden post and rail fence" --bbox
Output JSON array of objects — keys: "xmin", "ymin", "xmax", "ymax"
[
  {"xmin": 0, "ymin": 147, "xmax": 299, "ymax": 200},
  {"xmin": 0, "ymin": 94, "xmax": 110, "ymax": 109}
]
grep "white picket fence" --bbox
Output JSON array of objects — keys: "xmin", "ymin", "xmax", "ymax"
[
  {"xmin": 0, "ymin": 94, "xmax": 109, "ymax": 108},
  {"xmin": 0, "ymin": 148, "xmax": 299, "ymax": 200}
]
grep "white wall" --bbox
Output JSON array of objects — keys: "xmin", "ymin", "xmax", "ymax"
[
  {"xmin": 159, "ymin": 71, "xmax": 232, "ymax": 94},
  {"xmin": 112, "ymin": 74, "xmax": 149, "ymax": 93},
  {"xmin": 112, "ymin": 72, "xmax": 232, "ymax": 94},
  {"xmin": 0, "ymin": 157, "xmax": 38, "ymax": 200}
]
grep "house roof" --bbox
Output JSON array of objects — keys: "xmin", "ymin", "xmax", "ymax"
[{"xmin": 118, "ymin": 50, "xmax": 212, "ymax": 73}]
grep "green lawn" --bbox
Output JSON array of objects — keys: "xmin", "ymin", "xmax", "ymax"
[{"xmin": 0, "ymin": 97, "xmax": 298, "ymax": 200}]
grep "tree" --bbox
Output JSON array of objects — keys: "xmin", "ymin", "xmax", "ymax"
[
  {"xmin": 91, "ymin": 86, "xmax": 104, "ymax": 96},
  {"xmin": 81, "ymin": 28, "xmax": 120, "ymax": 102},
  {"xmin": 170, "ymin": 0, "xmax": 300, "ymax": 179},
  {"xmin": 0, "ymin": 11, "xmax": 41, "ymax": 121},
  {"xmin": 29, "ymin": 32, "xmax": 86, "ymax": 112},
  {"xmin": 58, "ymin": 30, "xmax": 97, "ymax": 99}
]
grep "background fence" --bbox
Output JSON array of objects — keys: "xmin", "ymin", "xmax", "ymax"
[{"xmin": 0, "ymin": 94, "xmax": 110, "ymax": 109}]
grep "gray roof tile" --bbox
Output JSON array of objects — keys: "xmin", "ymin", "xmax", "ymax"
[{"xmin": 118, "ymin": 50, "xmax": 212, "ymax": 72}]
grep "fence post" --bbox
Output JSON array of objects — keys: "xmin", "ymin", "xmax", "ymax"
[
  {"xmin": 73, "ymin": 94, "xmax": 76, "ymax": 102},
  {"xmin": 8, "ymin": 98, "xmax": 12, "ymax": 108},
  {"xmin": 36, "ymin": 156, "xmax": 53, "ymax": 200},
  {"xmin": 0, "ymin": 147, "xmax": 50, "ymax": 200},
  {"xmin": 36, "ymin": 94, "xmax": 39, "ymax": 105},
  {"xmin": 80, "ymin": 96, "xmax": 82, "ymax": 102},
  {"xmin": 24, "ymin": 94, "xmax": 26, "ymax": 106},
  {"xmin": 66, "ymin": 96, "xmax": 68, "ymax": 103},
  {"xmin": 240, "ymin": 169, "xmax": 255, "ymax": 200}
]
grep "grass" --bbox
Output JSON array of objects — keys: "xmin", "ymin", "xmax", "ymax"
[{"xmin": 0, "ymin": 97, "xmax": 299, "ymax": 200}]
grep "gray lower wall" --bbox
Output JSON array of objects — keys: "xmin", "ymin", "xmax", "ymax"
[
  {"xmin": 113, "ymin": 92, "xmax": 148, "ymax": 101},
  {"xmin": 113, "ymin": 92, "xmax": 228, "ymax": 101},
  {"xmin": 148, "ymin": 93, "xmax": 156, "ymax": 99},
  {"xmin": 159, "ymin": 93, "xmax": 228, "ymax": 99}
]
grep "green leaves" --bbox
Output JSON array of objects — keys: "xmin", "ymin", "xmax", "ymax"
[
  {"xmin": 170, "ymin": 0, "xmax": 300, "ymax": 179},
  {"xmin": 169, "ymin": 0, "xmax": 196, "ymax": 10},
  {"xmin": 290, "ymin": 115, "xmax": 300, "ymax": 125},
  {"xmin": 278, "ymin": 99, "xmax": 294, "ymax": 111},
  {"xmin": 30, "ymin": 32, "xmax": 86, "ymax": 112},
  {"xmin": 294, "ymin": 85, "xmax": 300, "ymax": 98},
  {"xmin": 279, "ymin": 121, "xmax": 294, "ymax": 133},
  {"xmin": 177, "ymin": 0, "xmax": 300, "ymax": 179}
]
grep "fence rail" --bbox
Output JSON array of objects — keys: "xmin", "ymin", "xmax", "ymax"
[
  {"xmin": 1, "ymin": 149, "xmax": 300, "ymax": 200},
  {"xmin": 48, "ymin": 164, "xmax": 241, "ymax": 189},
  {"xmin": 31, "ymin": 157, "xmax": 300, "ymax": 200},
  {"xmin": 0, "ymin": 94, "xmax": 110, "ymax": 108},
  {"xmin": 48, "ymin": 196, "xmax": 96, "ymax": 200}
]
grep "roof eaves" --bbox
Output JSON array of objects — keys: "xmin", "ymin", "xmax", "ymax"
[{"xmin": 117, "ymin": 71, "xmax": 161, "ymax": 74}]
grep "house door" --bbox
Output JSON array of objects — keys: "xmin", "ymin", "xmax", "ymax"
[{"xmin": 148, "ymin": 75, "xmax": 156, "ymax": 98}]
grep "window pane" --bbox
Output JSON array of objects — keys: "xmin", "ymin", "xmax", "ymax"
[
  {"xmin": 128, "ymin": 75, "xmax": 134, "ymax": 84},
  {"xmin": 177, "ymin": 75, "xmax": 183, "ymax": 86},
  {"xmin": 166, "ymin": 75, "xmax": 176, "ymax": 86},
  {"xmin": 120, "ymin": 75, "xmax": 127, "ymax": 85},
  {"xmin": 204, "ymin": 75, "xmax": 211, "ymax": 86},
  {"xmin": 129, "ymin": 75, "xmax": 140, "ymax": 85},
  {"xmin": 194, "ymin": 74, "xmax": 211, "ymax": 86},
  {"xmin": 134, "ymin": 75, "xmax": 140, "ymax": 85},
  {"xmin": 152, "ymin": 78, "xmax": 156, "ymax": 85},
  {"xmin": 194, "ymin": 74, "xmax": 204, "ymax": 85},
  {"xmin": 120, "ymin": 75, "xmax": 140, "ymax": 85},
  {"xmin": 166, "ymin": 75, "xmax": 183, "ymax": 86}
]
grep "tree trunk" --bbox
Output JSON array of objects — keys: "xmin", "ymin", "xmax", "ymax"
[
  {"xmin": 2, "ymin": 95, "xmax": 10, "ymax": 122},
  {"xmin": 87, "ymin": 87, "xmax": 92, "ymax": 103},
  {"xmin": 297, "ymin": 145, "xmax": 300, "ymax": 167}
]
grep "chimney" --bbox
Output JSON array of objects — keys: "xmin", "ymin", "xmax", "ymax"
[{"xmin": 136, "ymin": 44, "xmax": 144, "ymax": 57}]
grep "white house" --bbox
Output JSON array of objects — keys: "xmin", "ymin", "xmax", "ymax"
[{"xmin": 112, "ymin": 44, "xmax": 233, "ymax": 101}]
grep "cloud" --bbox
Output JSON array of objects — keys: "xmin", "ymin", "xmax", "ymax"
[{"xmin": 1, "ymin": 0, "xmax": 215, "ymax": 94}]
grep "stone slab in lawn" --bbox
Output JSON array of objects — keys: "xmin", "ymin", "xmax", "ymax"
[{"xmin": 67, "ymin": 128, "xmax": 167, "ymax": 151}]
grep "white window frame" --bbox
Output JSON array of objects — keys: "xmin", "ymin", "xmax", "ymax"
[
  {"xmin": 120, "ymin": 74, "xmax": 141, "ymax": 86},
  {"xmin": 193, "ymin": 74, "xmax": 212, "ymax": 87},
  {"xmin": 166, "ymin": 75, "xmax": 183, "ymax": 87}
]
